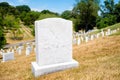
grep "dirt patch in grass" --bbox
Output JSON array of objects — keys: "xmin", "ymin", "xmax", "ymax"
[{"xmin": 0, "ymin": 35, "xmax": 120, "ymax": 80}]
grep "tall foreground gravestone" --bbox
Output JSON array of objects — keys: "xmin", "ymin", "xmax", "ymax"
[{"xmin": 31, "ymin": 18, "xmax": 79, "ymax": 77}]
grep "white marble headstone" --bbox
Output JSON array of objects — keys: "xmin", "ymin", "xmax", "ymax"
[
  {"xmin": 0, "ymin": 51, "xmax": 2, "ymax": 55},
  {"xmin": 107, "ymin": 29, "xmax": 111, "ymax": 35},
  {"xmin": 73, "ymin": 38, "xmax": 77, "ymax": 44},
  {"xmin": 101, "ymin": 31, "xmax": 104, "ymax": 37},
  {"xmin": 81, "ymin": 36, "xmax": 84, "ymax": 42},
  {"xmin": 77, "ymin": 37, "xmax": 81, "ymax": 45},
  {"xmin": 17, "ymin": 46, "xmax": 22, "ymax": 55},
  {"xmin": 96, "ymin": 33, "xmax": 100, "ymax": 38},
  {"xmin": 26, "ymin": 46, "xmax": 32, "ymax": 56},
  {"xmin": 2, "ymin": 52, "xmax": 14, "ymax": 62},
  {"xmin": 31, "ymin": 18, "xmax": 78, "ymax": 77},
  {"xmin": 90, "ymin": 35, "xmax": 94, "ymax": 40},
  {"xmin": 85, "ymin": 36, "xmax": 89, "ymax": 42}
]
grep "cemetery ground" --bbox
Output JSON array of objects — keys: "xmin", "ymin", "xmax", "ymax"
[{"xmin": 0, "ymin": 33, "xmax": 120, "ymax": 80}]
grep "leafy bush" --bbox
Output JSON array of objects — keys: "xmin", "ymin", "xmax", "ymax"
[
  {"xmin": 97, "ymin": 15, "xmax": 116, "ymax": 29},
  {"xmin": 0, "ymin": 28, "xmax": 6, "ymax": 49}
]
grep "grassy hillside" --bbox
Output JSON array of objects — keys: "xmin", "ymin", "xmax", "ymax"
[
  {"xmin": 89, "ymin": 23, "xmax": 120, "ymax": 35},
  {"xmin": 5, "ymin": 24, "xmax": 34, "ymax": 44},
  {"xmin": 0, "ymin": 33, "xmax": 120, "ymax": 80}
]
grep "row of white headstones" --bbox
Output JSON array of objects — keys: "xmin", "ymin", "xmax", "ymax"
[
  {"xmin": 0, "ymin": 42, "xmax": 36, "ymax": 62},
  {"xmin": 0, "ymin": 28, "xmax": 119, "ymax": 62},
  {"xmin": 73, "ymin": 28, "xmax": 120, "ymax": 45}
]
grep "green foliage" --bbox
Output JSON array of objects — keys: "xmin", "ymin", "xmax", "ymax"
[
  {"xmin": 23, "ymin": 11, "xmax": 40, "ymax": 25},
  {"xmin": 38, "ymin": 13, "xmax": 59, "ymax": 20},
  {"xmin": 0, "ymin": 1, "xmax": 61, "ymax": 40},
  {"xmin": 0, "ymin": 2, "xmax": 19, "ymax": 18},
  {"xmin": 97, "ymin": 14, "xmax": 116, "ymax": 29},
  {"xmin": 61, "ymin": 10, "xmax": 72, "ymax": 19},
  {"xmin": 0, "ymin": 2, "xmax": 9, "ymax": 7},
  {"xmin": 0, "ymin": 14, "xmax": 6, "ymax": 48},
  {"xmin": 4, "ymin": 15, "xmax": 21, "ymax": 39},
  {"xmin": 16, "ymin": 5, "xmax": 31, "ymax": 13},
  {"xmin": 72, "ymin": 0, "xmax": 99, "ymax": 32},
  {"xmin": 0, "ymin": 2, "xmax": 10, "ymax": 18},
  {"xmin": 114, "ymin": 3, "xmax": 120, "ymax": 22},
  {"xmin": 30, "ymin": 25, "xmax": 35, "ymax": 36},
  {"xmin": 41, "ymin": 10, "xmax": 59, "ymax": 15},
  {"xmin": 0, "ymin": 29, "xmax": 6, "ymax": 49},
  {"xmin": 97, "ymin": 0, "xmax": 119, "ymax": 29}
]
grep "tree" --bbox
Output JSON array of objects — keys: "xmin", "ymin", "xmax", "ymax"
[
  {"xmin": 72, "ymin": 0, "xmax": 100, "ymax": 32},
  {"xmin": 38, "ymin": 10, "xmax": 59, "ymax": 20},
  {"xmin": 97, "ymin": 0, "xmax": 117, "ymax": 29},
  {"xmin": 41, "ymin": 10, "xmax": 59, "ymax": 15},
  {"xmin": 16, "ymin": 5, "xmax": 31, "ymax": 13},
  {"xmin": 96, "ymin": 14, "xmax": 116, "ymax": 29},
  {"xmin": 23, "ymin": 11, "xmax": 40, "ymax": 25},
  {"xmin": 0, "ymin": 2, "xmax": 19, "ymax": 19},
  {"xmin": 114, "ymin": 2, "xmax": 120, "ymax": 22},
  {"xmin": 61, "ymin": 10, "xmax": 72, "ymax": 19},
  {"xmin": 4, "ymin": 15, "xmax": 21, "ymax": 39},
  {"xmin": 0, "ymin": 28, "xmax": 6, "ymax": 49},
  {"xmin": 102, "ymin": 0, "xmax": 115, "ymax": 16},
  {"xmin": 0, "ymin": 2, "xmax": 10, "ymax": 19},
  {"xmin": 0, "ymin": 14, "xmax": 6, "ymax": 48}
]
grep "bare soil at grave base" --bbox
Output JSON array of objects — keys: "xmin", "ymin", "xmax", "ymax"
[{"xmin": 0, "ymin": 35, "xmax": 120, "ymax": 80}]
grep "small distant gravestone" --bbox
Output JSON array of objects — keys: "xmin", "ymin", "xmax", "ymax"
[
  {"xmin": 0, "ymin": 51, "xmax": 2, "ymax": 55},
  {"xmin": 107, "ymin": 29, "xmax": 111, "ymax": 35},
  {"xmin": 2, "ymin": 52, "xmax": 14, "ymax": 62},
  {"xmin": 96, "ymin": 33, "xmax": 100, "ymax": 38},
  {"xmin": 81, "ymin": 36, "xmax": 84, "ymax": 42},
  {"xmin": 0, "ymin": 49, "xmax": 4, "ymax": 55},
  {"xmin": 7, "ymin": 49, "xmax": 10, "ymax": 53},
  {"xmin": 73, "ymin": 38, "xmax": 77, "ymax": 44},
  {"xmin": 85, "ymin": 36, "xmax": 89, "ymax": 42},
  {"xmin": 17, "ymin": 46, "xmax": 22, "ymax": 55},
  {"xmin": 77, "ymin": 37, "xmax": 81, "ymax": 45},
  {"xmin": 106, "ymin": 32, "xmax": 108, "ymax": 36},
  {"xmin": 101, "ymin": 31, "xmax": 104, "ymax": 37},
  {"xmin": 90, "ymin": 35, "xmax": 94, "ymax": 40},
  {"xmin": 26, "ymin": 45, "xmax": 32, "ymax": 56},
  {"xmin": 31, "ymin": 18, "xmax": 79, "ymax": 77}
]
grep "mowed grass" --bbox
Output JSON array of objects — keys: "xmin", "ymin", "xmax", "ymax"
[{"xmin": 0, "ymin": 35, "xmax": 120, "ymax": 80}]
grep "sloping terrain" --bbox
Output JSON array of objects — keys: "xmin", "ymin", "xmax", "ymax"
[
  {"xmin": 0, "ymin": 34, "xmax": 120, "ymax": 80},
  {"xmin": 5, "ymin": 24, "xmax": 34, "ymax": 44}
]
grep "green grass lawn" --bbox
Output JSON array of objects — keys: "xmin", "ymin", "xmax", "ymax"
[{"xmin": 89, "ymin": 23, "xmax": 120, "ymax": 35}]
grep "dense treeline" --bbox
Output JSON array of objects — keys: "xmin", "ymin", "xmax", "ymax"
[{"xmin": 61, "ymin": 0, "xmax": 120, "ymax": 32}]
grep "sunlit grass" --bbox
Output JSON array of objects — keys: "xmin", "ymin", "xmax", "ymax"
[
  {"xmin": 0, "ymin": 35, "xmax": 120, "ymax": 80},
  {"xmin": 110, "ymin": 31, "xmax": 120, "ymax": 36},
  {"xmin": 89, "ymin": 23, "xmax": 120, "ymax": 35}
]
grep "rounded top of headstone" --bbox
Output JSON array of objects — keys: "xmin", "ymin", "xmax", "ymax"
[{"xmin": 35, "ymin": 18, "xmax": 71, "ymax": 23}]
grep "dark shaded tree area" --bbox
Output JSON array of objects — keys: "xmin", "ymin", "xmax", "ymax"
[
  {"xmin": 61, "ymin": 0, "xmax": 120, "ymax": 32},
  {"xmin": 73, "ymin": 0, "xmax": 99, "ymax": 32},
  {"xmin": 61, "ymin": 10, "xmax": 72, "ymax": 19},
  {"xmin": 0, "ymin": 14, "xmax": 6, "ymax": 49},
  {"xmin": 16, "ymin": 5, "xmax": 31, "ymax": 13},
  {"xmin": 96, "ymin": 0, "xmax": 117, "ymax": 29}
]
